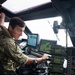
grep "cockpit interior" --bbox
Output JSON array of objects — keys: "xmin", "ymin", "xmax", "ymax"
[{"xmin": 0, "ymin": 0, "xmax": 75, "ymax": 75}]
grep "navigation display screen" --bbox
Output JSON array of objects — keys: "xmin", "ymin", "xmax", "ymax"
[{"xmin": 39, "ymin": 39, "xmax": 57, "ymax": 53}]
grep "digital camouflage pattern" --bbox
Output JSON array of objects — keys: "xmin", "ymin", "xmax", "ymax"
[{"xmin": 0, "ymin": 26, "xmax": 28, "ymax": 75}]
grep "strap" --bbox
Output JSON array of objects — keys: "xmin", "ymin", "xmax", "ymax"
[{"xmin": 0, "ymin": 25, "xmax": 12, "ymax": 38}]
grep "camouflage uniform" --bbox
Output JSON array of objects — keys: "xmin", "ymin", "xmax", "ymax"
[{"xmin": 0, "ymin": 26, "xmax": 28, "ymax": 75}]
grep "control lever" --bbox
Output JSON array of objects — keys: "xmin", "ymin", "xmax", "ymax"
[
  {"xmin": 30, "ymin": 50, "xmax": 42, "ymax": 57},
  {"xmin": 24, "ymin": 47, "xmax": 43, "ymax": 57},
  {"xmin": 31, "ymin": 50, "xmax": 51, "ymax": 66}
]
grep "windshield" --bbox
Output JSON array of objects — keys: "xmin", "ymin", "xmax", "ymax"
[{"xmin": 25, "ymin": 16, "xmax": 73, "ymax": 47}]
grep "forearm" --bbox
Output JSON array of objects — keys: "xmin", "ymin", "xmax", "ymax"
[
  {"xmin": 25, "ymin": 57, "xmax": 43, "ymax": 65},
  {"xmin": 25, "ymin": 54, "xmax": 48, "ymax": 65},
  {"xmin": 0, "ymin": 18, "xmax": 5, "ymax": 25},
  {"xmin": 0, "ymin": 12, "xmax": 5, "ymax": 26}
]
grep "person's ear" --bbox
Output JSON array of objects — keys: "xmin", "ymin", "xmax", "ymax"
[{"xmin": 8, "ymin": 26, "xmax": 12, "ymax": 31}]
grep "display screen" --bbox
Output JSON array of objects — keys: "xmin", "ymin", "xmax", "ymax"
[
  {"xmin": 52, "ymin": 66, "xmax": 63, "ymax": 73},
  {"xmin": 53, "ymin": 56, "xmax": 64, "ymax": 64},
  {"xmin": 39, "ymin": 39, "xmax": 57, "ymax": 53},
  {"xmin": 55, "ymin": 49, "xmax": 62, "ymax": 54},
  {"xmin": 50, "ymin": 64, "xmax": 63, "ymax": 73},
  {"xmin": 27, "ymin": 34, "xmax": 39, "ymax": 48},
  {"xmin": 51, "ymin": 45, "xmax": 66, "ymax": 55}
]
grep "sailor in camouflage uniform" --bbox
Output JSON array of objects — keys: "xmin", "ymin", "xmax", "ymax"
[{"xmin": 0, "ymin": 12, "xmax": 49, "ymax": 75}]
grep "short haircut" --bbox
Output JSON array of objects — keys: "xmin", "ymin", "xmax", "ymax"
[{"xmin": 9, "ymin": 17, "xmax": 26, "ymax": 29}]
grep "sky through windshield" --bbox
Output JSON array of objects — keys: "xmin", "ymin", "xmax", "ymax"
[{"xmin": 25, "ymin": 16, "xmax": 73, "ymax": 47}]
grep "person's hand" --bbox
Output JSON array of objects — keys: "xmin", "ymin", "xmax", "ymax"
[
  {"xmin": 0, "ymin": 12, "xmax": 5, "ymax": 19},
  {"xmin": 42, "ymin": 54, "xmax": 49, "ymax": 60}
]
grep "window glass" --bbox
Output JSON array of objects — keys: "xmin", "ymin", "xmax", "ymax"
[
  {"xmin": 2, "ymin": 0, "xmax": 51, "ymax": 13},
  {"xmin": 25, "ymin": 16, "xmax": 73, "ymax": 47}
]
